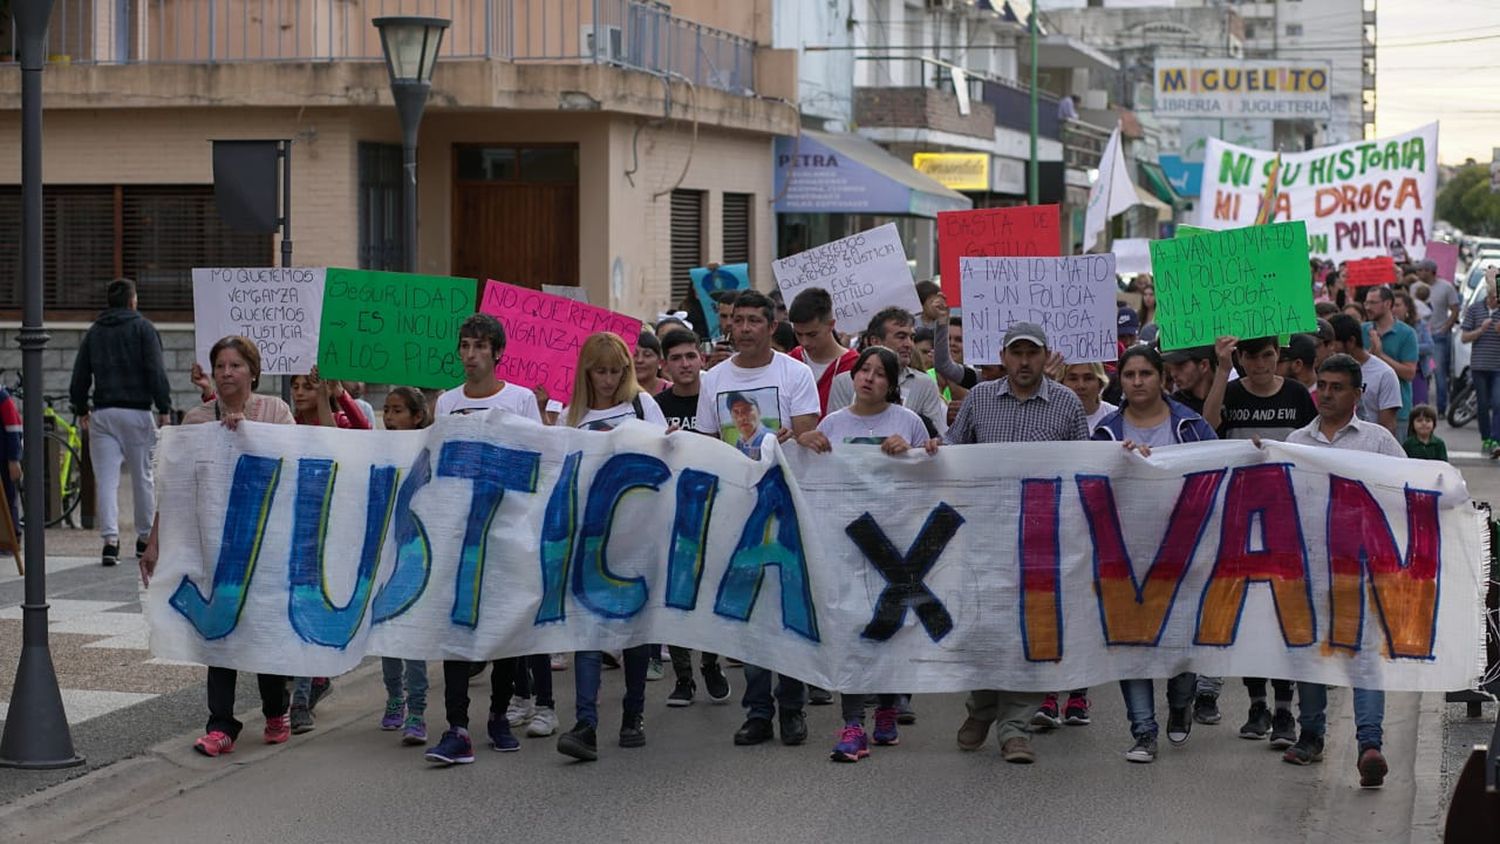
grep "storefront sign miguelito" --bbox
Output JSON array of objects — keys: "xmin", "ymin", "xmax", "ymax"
[
  {"xmin": 1155, "ymin": 59, "xmax": 1332, "ymax": 119},
  {"xmin": 912, "ymin": 152, "xmax": 990, "ymax": 192}
]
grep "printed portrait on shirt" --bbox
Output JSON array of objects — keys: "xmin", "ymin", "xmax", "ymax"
[
  {"xmin": 582, "ymin": 412, "xmax": 635, "ymax": 432},
  {"xmin": 718, "ymin": 387, "xmax": 779, "ymax": 458}
]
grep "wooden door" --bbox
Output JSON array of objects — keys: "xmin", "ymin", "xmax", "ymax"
[{"xmin": 451, "ymin": 182, "xmax": 579, "ymax": 289}]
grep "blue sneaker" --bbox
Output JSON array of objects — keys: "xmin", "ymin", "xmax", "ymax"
[
  {"xmin": 872, "ymin": 707, "xmax": 900, "ymax": 746},
  {"xmin": 487, "ymin": 713, "xmax": 520, "ymax": 752},
  {"xmin": 830, "ymin": 723, "xmax": 869, "ymax": 763},
  {"xmin": 424, "ymin": 727, "xmax": 474, "ymax": 766}
]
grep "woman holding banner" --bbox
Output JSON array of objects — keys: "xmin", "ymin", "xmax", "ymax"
[
  {"xmin": 557, "ymin": 332, "xmax": 663, "ymax": 762},
  {"xmin": 140, "ymin": 335, "xmax": 297, "ymax": 758},
  {"xmin": 1091, "ymin": 345, "xmax": 1216, "ymax": 763}
]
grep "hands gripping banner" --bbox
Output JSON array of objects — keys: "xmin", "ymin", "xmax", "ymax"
[{"xmin": 147, "ymin": 415, "xmax": 1489, "ymax": 692}]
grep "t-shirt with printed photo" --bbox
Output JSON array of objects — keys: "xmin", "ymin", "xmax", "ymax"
[
  {"xmin": 695, "ymin": 352, "xmax": 819, "ymax": 458},
  {"xmin": 1217, "ymin": 378, "xmax": 1317, "ymax": 442},
  {"xmin": 434, "ymin": 381, "xmax": 543, "ymax": 421},
  {"xmin": 570, "ymin": 392, "xmax": 667, "ymax": 431}
]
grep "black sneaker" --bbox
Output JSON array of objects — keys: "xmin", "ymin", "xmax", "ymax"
[
  {"xmin": 734, "ymin": 717, "xmax": 775, "ymax": 746},
  {"xmin": 1238, "ymin": 701, "xmax": 1272, "ymax": 739},
  {"xmin": 135, "ymin": 538, "xmax": 148, "ymax": 558},
  {"xmin": 1166, "ymin": 706, "xmax": 1191, "ymax": 746},
  {"xmin": 779, "ymin": 709, "xmax": 808, "ymax": 746},
  {"xmin": 702, "ymin": 665, "xmax": 731, "ymax": 703},
  {"xmin": 895, "ymin": 695, "xmax": 917, "ymax": 725},
  {"xmin": 619, "ymin": 712, "xmax": 645, "ymax": 748},
  {"xmin": 101, "ymin": 542, "xmax": 120, "ymax": 567},
  {"xmin": 1282, "ymin": 731, "xmax": 1324, "ymax": 765},
  {"xmin": 667, "ymin": 677, "xmax": 695, "ymax": 707},
  {"xmin": 808, "ymin": 686, "xmax": 833, "ymax": 706},
  {"xmin": 1269, "ymin": 708, "xmax": 1297, "ymax": 749},
  {"xmin": 557, "ymin": 720, "xmax": 598, "ymax": 761},
  {"xmin": 1125, "ymin": 734, "xmax": 1158, "ymax": 763},
  {"xmin": 1193, "ymin": 693, "xmax": 1221, "ymax": 725}
]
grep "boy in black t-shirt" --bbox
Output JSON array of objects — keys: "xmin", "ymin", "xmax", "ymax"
[{"xmin": 1197, "ymin": 334, "xmax": 1317, "ymax": 747}]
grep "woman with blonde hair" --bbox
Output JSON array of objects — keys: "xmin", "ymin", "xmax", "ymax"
[{"xmin": 564, "ymin": 331, "xmax": 666, "ymax": 430}]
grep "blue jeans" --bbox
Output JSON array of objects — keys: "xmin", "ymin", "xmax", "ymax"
[
  {"xmin": 380, "ymin": 657, "xmax": 428, "ymax": 715},
  {"xmin": 1432, "ymin": 333, "xmax": 1451, "ymax": 412},
  {"xmin": 574, "ymin": 646, "xmax": 649, "ymax": 728},
  {"xmin": 1120, "ymin": 673, "xmax": 1197, "ymax": 739},
  {"xmin": 742, "ymin": 664, "xmax": 807, "ymax": 721},
  {"xmin": 1474, "ymin": 369, "xmax": 1500, "ymax": 441},
  {"xmin": 1295, "ymin": 683, "xmax": 1384, "ymax": 749}
]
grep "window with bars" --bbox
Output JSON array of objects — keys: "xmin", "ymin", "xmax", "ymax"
[
  {"xmin": 669, "ymin": 189, "xmax": 704, "ymax": 303},
  {"xmin": 723, "ymin": 192, "xmax": 752, "ymax": 268},
  {"xmin": 358, "ymin": 143, "xmax": 406, "ymax": 271},
  {"xmin": 0, "ymin": 185, "xmax": 271, "ymax": 314}
]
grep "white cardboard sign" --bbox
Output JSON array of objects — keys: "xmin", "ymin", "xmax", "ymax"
[
  {"xmin": 192, "ymin": 267, "xmax": 326, "ymax": 375},
  {"xmin": 772, "ymin": 223, "xmax": 921, "ymax": 329}
]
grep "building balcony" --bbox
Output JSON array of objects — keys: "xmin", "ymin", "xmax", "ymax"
[
  {"xmin": 983, "ymin": 76, "xmax": 1060, "ymax": 141},
  {"xmin": 0, "ymin": 0, "xmax": 756, "ymax": 95},
  {"xmin": 1061, "ymin": 117, "xmax": 1110, "ymax": 172},
  {"xmin": 853, "ymin": 85, "xmax": 996, "ymax": 142}
]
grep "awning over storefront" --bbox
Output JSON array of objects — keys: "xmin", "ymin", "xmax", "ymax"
[
  {"xmin": 774, "ymin": 130, "xmax": 973, "ymax": 219},
  {"xmin": 1133, "ymin": 184, "xmax": 1174, "ymax": 223},
  {"xmin": 1140, "ymin": 162, "xmax": 1184, "ymax": 206}
]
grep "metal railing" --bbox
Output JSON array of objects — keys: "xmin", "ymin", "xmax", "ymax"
[{"xmin": 0, "ymin": 0, "xmax": 755, "ymax": 94}]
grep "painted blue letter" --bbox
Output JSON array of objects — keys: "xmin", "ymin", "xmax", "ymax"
[
  {"xmin": 535, "ymin": 451, "xmax": 582, "ymax": 625},
  {"xmin": 665, "ymin": 469, "xmax": 719, "ymax": 610},
  {"xmin": 571, "ymin": 453, "xmax": 669, "ymax": 619},
  {"xmin": 371, "ymin": 447, "xmax": 434, "ymax": 624},
  {"xmin": 438, "ymin": 441, "xmax": 541, "ymax": 627},
  {"xmin": 169, "ymin": 455, "xmax": 282, "ymax": 640},
  {"xmin": 712, "ymin": 465, "xmax": 820, "ymax": 642}
]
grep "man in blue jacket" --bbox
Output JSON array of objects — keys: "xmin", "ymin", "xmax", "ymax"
[{"xmin": 69, "ymin": 278, "xmax": 172, "ymax": 567}]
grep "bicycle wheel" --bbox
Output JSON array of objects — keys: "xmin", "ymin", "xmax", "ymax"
[{"xmin": 15, "ymin": 430, "xmax": 83, "ymax": 530}]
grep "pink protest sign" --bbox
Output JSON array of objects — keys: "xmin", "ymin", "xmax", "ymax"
[
  {"xmin": 1425, "ymin": 241, "xmax": 1459, "ymax": 283},
  {"xmin": 479, "ymin": 280, "xmax": 641, "ymax": 406}
]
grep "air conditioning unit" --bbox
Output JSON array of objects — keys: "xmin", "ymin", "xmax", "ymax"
[{"xmin": 581, "ymin": 25, "xmax": 624, "ymax": 62}]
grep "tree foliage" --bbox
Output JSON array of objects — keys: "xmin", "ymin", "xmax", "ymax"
[{"xmin": 1437, "ymin": 165, "xmax": 1500, "ymax": 237}]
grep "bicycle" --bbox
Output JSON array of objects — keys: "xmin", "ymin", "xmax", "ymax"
[{"xmin": 3, "ymin": 373, "xmax": 84, "ymax": 529}]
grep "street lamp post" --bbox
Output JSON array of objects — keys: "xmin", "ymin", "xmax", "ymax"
[
  {"xmin": 373, "ymin": 16, "xmax": 449, "ymax": 274},
  {"xmin": 0, "ymin": 0, "xmax": 84, "ymax": 771}
]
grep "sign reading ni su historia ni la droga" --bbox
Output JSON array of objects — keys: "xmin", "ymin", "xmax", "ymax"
[
  {"xmin": 1150, "ymin": 220, "xmax": 1317, "ymax": 351},
  {"xmin": 1197, "ymin": 123, "xmax": 1438, "ymax": 262}
]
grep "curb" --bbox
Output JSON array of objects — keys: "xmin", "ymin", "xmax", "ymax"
[
  {"xmin": 0, "ymin": 659, "xmax": 385, "ymax": 843},
  {"xmin": 1409, "ymin": 691, "xmax": 1452, "ymax": 844}
]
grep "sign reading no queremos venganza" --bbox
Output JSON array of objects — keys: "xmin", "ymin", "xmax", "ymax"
[
  {"xmin": 479, "ymin": 280, "xmax": 641, "ymax": 407},
  {"xmin": 960, "ymin": 255, "xmax": 1119, "ymax": 364},
  {"xmin": 772, "ymin": 223, "xmax": 920, "ymax": 328},
  {"xmin": 146, "ymin": 415, "xmax": 1487, "ymax": 692},
  {"xmin": 317, "ymin": 269, "xmax": 476, "ymax": 388},
  {"xmin": 1151, "ymin": 221, "xmax": 1316, "ymax": 351},
  {"xmin": 192, "ymin": 268, "xmax": 326, "ymax": 376}
]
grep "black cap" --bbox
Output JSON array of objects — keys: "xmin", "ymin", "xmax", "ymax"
[
  {"xmin": 1280, "ymin": 334, "xmax": 1317, "ymax": 367},
  {"xmin": 1162, "ymin": 345, "xmax": 1214, "ymax": 365}
]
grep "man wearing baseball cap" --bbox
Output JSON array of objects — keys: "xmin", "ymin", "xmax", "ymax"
[
  {"xmin": 1278, "ymin": 334, "xmax": 1320, "ymax": 402},
  {"xmin": 1117, "ymin": 306, "xmax": 1141, "ymax": 353},
  {"xmin": 1162, "ymin": 346, "xmax": 1216, "ymax": 416},
  {"xmin": 1418, "ymin": 257, "xmax": 1460, "ymax": 414},
  {"xmin": 946, "ymin": 321, "xmax": 1089, "ymax": 765}
]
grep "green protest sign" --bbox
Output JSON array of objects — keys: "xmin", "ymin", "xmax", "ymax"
[
  {"xmin": 318, "ymin": 268, "xmax": 476, "ymax": 387},
  {"xmin": 1150, "ymin": 220, "xmax": 1315, "ymax": 351},
  {"xmin": 1175, "ymin": 224, "xmax": 1211, "ymax": 238}
]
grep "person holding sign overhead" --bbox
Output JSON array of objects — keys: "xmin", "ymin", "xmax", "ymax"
[{"xmin": 696, "ymin": 290, "xmax": 820, "ymax": 748}]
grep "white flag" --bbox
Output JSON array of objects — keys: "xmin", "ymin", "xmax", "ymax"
[{"xmin": 1082, "ymin": 127, "xmax": 1139, "ymax": 253}]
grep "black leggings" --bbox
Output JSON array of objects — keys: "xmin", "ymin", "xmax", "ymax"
[
  {"xmin": 206, "ymin": 666, "xmax": 288, "ymax": 740},
  {"xmin": 442, "ymin": 658, "xmax": 515, "ymax": 730}
]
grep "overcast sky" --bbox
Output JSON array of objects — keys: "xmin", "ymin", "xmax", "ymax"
[{"xmin": 1375, "ymin": 0, "xmax": 1500, "ymax": 163}]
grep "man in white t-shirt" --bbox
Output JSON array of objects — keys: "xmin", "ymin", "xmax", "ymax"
[
  {"xmin": 826, "ymin": 307, "xmax": 948, "ymax": 436},
  {"xmin": 695, "ymin": 289, "xmax": 819, "ymax": 749},
  {"xmin": 1328, "ymin": 313, "xmax": 1400, "ymax": 435},
  {"xmin": 434, "ymin": 314, "xmax": 543, "ymax": 422}
]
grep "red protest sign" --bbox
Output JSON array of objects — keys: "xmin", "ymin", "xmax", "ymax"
[
  {"xmin": 479, "ymin": 280, "xmax": 640, "ymax": 406},
  {"xmin": 1344, "ymin": 255, "xmax": 1398, "ymax": 288},
  {"xmin": 937, "ymin": 205, "xmax": 1060, "ymax": 302}
]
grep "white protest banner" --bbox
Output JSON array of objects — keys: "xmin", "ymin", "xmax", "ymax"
[
  {"xmin": 1112, "ymin": 238, "xmax": 1154, "ymax": 275},
  {"xmin": 1197, "ymin": 123, "xmax": 1438, "ymax": 261},
  {"xmin": 146, "ymin": 416, "xmax": 1486, "ymax": 692},
  {"xmin": 1155, "ymin": 59, "xmax": 1332, "ymax": 120},
  {"xmin": 192, "ymin": 267, "xmax": 325, "ymax": 375},
  {"xmin": 960, "ymin": 254, "xmax": 1118, "ymax": 364},
  {"xmin": 772, "ymin": 223, "xmax": 921, "ymax": 328}
]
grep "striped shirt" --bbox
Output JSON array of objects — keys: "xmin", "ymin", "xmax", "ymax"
[
  {"xmin": 944, "ymin": 377, "xmax": 1089, "ymax": 444},
  {"xmin": 1460, "ymin": 299, "xmax": 1500, "ymax": 372}
]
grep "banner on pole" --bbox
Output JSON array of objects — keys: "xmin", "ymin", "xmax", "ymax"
[
  {"xmin": 193, "ymin": 268, "xmax": 325, "ymax": 375},
  {"xmin": 146, "ymin": 417, "xmax": 1487, "ymax": 693},
  {"xmin": 1197, "ymin": 123, "xmax": 1438, "ymax": 261},
  {"xmin": 960, "ymin": 254, "xmax": 1118, "ymax": 364},
  {"xmin": 772, "ymin": 224, "xmax": 919, "ymax": 328},
  {"xmin": 690, "ymin": 264, "xmax": 750, "ymax": 340},
  {"xmin": 317, "ymin": 269, "xmax": 476, "ymax": 388},
  {"xmin": 1151, "ymin": 221, "xmax": 1316, "ymax": 350},
  {"xmin": 936, "ymin": 205, "xmax": 1060, "ymax": 303},
  {"xmin": 478, "ymin": 280, "xmax": 641, "ymax": 406}
]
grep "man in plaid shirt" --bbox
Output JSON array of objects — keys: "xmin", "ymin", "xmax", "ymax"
[{"xmin": 945, "ymin": 322, "xmax": 1090, "ymax": 764}]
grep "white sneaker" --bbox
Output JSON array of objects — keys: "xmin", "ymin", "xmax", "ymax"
[
  {"xmin": 549, "ymin": 653, "xmax": 569, "ymax": 671},
  {"xmin": 505, "ymin": 695, "xmax": 534, "ymax": 727},
  {"xmin": 526, "ymin": 706, "xmax": 558, "ymax": 737}
]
